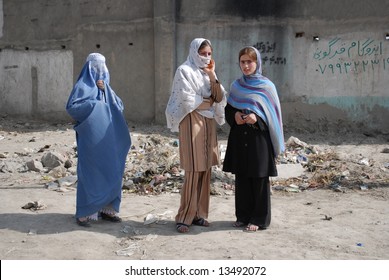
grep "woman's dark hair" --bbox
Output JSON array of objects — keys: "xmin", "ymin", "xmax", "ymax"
[
  {"xmin": 199, "ymin": 40, "xmax": 212, "ymax": 51},
  {"xmin": 239, "ymin": 47, "xmax": 257, "ymax": 61}
]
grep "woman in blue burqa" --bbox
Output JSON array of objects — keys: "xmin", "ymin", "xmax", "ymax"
[{"xmin": 66, "ymin": 53, "xmax": 131, "ymax": 227}]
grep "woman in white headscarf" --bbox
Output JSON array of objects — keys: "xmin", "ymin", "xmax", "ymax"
[{"xmin": 166, "ymin": 38, "xmax": 227, "ymax": 233}]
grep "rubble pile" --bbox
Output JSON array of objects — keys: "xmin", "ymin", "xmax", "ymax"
[
  {"xmin": 273, "ymin": 137, "xmax": 389, "ymax": 193},
  {"xmin": 0, "ymin": 119, "xmax": 388, "ymax": 196},
  {"xmin": 122, "ymin": 133, "xmax": 235, "ymax": 196}
]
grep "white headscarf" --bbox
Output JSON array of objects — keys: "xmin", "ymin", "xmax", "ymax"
[
  {"xmin": 165, "ymin": 38, "xmax": 226, "ymax": 132},
  {"xmin": 188, "ymin": 38, "xmax": 212, "ymax": 68}
]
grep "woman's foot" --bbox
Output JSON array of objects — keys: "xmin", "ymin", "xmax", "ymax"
[
  {"xmin": 76, "ymin": 217, "xmax": 91, "ymax": 227},
  {"xmin": 244, "ymin": 223, "xmax": 259, "ymax": 232},
  {"xmin": 192, "ymin": 218, "xmax": 210, "ymax": 227},
  {"xmin": 176, "ymin": 223, "xmax": 189, "ymax": 233},
  {"xmin": 100, "ymin": 212, "xmax": 122, "ymax": 223}
]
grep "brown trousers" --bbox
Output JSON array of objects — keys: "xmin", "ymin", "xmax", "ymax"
[
  {"xmin": 176, "ymin": 111, "xmax": 219, "ymax": 225},
  {"xmin": 175, "ymin": 170, "xmax": 211, "ymax": 225}
]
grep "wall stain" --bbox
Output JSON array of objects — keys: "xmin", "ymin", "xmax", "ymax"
[
  {"xmin": 175, "ymin": 0, "xmax": 289, "ymax": 20},
  {"xmin": 224, "ymin": 0, "xmax": 285, "ymax": 18}
]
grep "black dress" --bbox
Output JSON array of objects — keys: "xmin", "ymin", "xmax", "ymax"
[{"xmin": 222, "ymin": 103, "xmax": 277, "ymax": 228}]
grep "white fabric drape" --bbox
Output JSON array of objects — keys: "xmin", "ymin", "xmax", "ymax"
[{"xmin": 166, "ymin": 38, "xmax": 226, "ymax": 132}]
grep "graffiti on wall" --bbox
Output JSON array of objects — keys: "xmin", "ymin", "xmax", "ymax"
[
  {"xmin": 313, "ymin": 37, "xmax": 388, "ymax": 74},
  {"xmin": 253, "ymin": 41, "xmax": 287, "ymax": 65}
]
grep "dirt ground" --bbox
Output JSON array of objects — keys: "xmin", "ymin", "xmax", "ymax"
[{"xmin": 0, "ymin": 117, "xmax": 388, "ymax": 261}]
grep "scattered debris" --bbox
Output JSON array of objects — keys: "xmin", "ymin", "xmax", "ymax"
[
  {"xmin": 272, "ymin": 136, "xmax": 388, "ymax": 193},
  {"xmin": 115, "ymin": 243, "xmax": 140, "ymax": 257},
  {"xmin": 381, "ymin": 148, "xmax": 389, "ymax": 153},
  {"xmin": 144, "ymin": 213, "xmax": 158, "ymax": 225},
  {"xmin": 358, "ymin": 158, "xmax": 370, "ymax": 166},
  {"xmin": 22, "ymin": 200, "xmax": 47, "ymax": 211},
  {"xmin": 144, "ymin": 210, "xmax": 174, "ymax": 225},
  {"xmin": 322, "ymin": 215, "xmax": 333, "ymax": 221},
  {"xmin": 28, "ymin": 229, "xmax": 37, "ymax": 235},
  {"xmin": 1, "ymin": 118, "xmax": 388, "ymax": 196}
]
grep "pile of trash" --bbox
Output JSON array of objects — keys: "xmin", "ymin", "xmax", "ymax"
[
  {"xmin": 273, "ymin": 136, "xmax": 389, "ymax": 193},
  {"xmin": 112, "ymin": 133, "xmax": 388, "ymax": 195},
  {"xmin": 121, "ymin": 133, "xmax": 235, "ymax": 196},
  {"xmin": 1, "ymin": 121, "xmax": 388, "ymax": 196}
]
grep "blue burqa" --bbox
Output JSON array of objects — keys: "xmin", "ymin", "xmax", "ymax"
[{"xmin": 66, "ymin": 53, "xmax": 131, "ymax": 219}]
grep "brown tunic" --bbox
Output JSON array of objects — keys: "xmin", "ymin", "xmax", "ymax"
[
  {"xmin": 175, "ymin": 110, "xmax": 220, "ymax": 225},
  {"xmin": 179, "ymin": 110, "xmax": 219, "ymax": 171}
]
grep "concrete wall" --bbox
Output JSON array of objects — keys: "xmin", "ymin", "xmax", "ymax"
[
  {"xmin": 1, "ymin": 0, "xmax": 388, "ymax": 132},
  {"xmin": 0, "ymin": 0, "xmax": 3, "ymax": 38},
  {"xmin": 0, "ymin": 50, "xmax": 72, "ymax": 119},
  {"xmin": 172, "ymin": 0, "xmax": 389, "ymax": 132},
  {"xmin": 0, "ymin": 0, "xmax": 156, "ymax": 123}
]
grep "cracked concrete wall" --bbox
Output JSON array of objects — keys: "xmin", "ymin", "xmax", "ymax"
[
  {"xmin": 0, "ymin": 0, "xmax": 388, "ymax": 132},
  {"xmin": 0, "ymin": 0, "xmax": 156, "ymax": 123},
  {"xmin": 0, "ymin": 50, "xmax": 72, "ymax": 119}
]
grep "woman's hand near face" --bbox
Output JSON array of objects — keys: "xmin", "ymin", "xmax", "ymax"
[
  {"xmin": 203, "ymin": 59, "xmax": 215, "ymax": 71},
  {"xmin": 96, "ymin": 80, "xmax": 105, "ymax": 91},
  {"xmin": 203, "ymin": 59, "xmax": 217, "ymax": 81}
]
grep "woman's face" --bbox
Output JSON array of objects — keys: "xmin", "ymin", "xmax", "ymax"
[
  {"xmin": 239, "ymin": 54, "xmax": 257, "ymax": 75},
  {"xmin": 198, "ymin": 45, "xmax": 212, "ymax": 58}
]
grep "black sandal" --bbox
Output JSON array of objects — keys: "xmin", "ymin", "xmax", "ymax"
[
  {"xmin": 232, "ymin": 221, "xmax": 247, "ymax": 227},
  {"xmin": 192, "ymin": 218, "xmax": 210, "ymax": 227},
  {"xmin": 100, "ymin": 212, "xmax": 122, "ymax": 223},
  {"xmin": 76, "ymin": 218, "xmax": 91, "ymax": 227},
  {"xmin": 176, "ymin": 223, "xmax": 189, "ymax": 233}
]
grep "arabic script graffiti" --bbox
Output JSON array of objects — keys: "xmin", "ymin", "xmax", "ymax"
[
  {"xmin": 253, "ymin": 41, "xmax": 287, "ymax": 66},
  {"xmin": 253, "ymin": 41, "xmax": 276, "ymax": 54},
  {"xmin": 317, "ymin": 57, "xmax": 389, "ymax": 74},
  {"xmin": 313, "ymin": 38, "xmax": 383, "ymax": 61},
  {"xmin": 313, "ymin": 38, "xmax": 387, "ymax": 75}
]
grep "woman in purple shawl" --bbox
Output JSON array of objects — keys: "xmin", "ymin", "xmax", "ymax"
[
  {"xmin": 66, "ymin": 53, "xmax": 131, "ymax": 227},
  {"xmin": 223, "ymin": 46, "xmax": 284, "ymax": 231}
]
